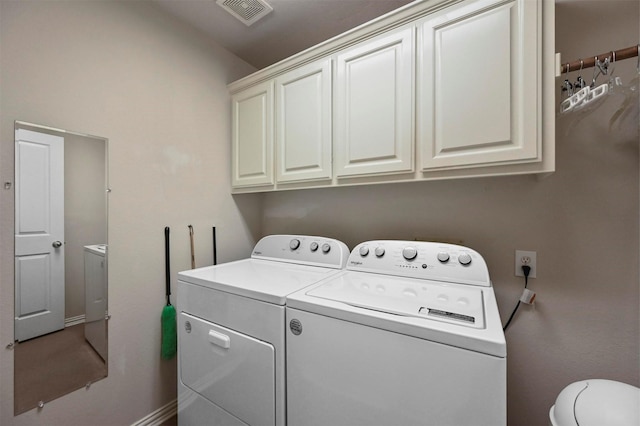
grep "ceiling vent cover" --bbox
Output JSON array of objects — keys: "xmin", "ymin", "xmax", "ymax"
[{"xmin": 216, "ymin": 0, "xmax": 273, "ymax": 26}]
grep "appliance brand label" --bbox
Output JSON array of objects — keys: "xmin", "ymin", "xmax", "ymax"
[
  {"xmin": 289, "ymin": 319, "xmax": 303, "ymax": 335},
  {"xmin": 424, "ymin": 308, "xmax": 475, "ymax": 323}
]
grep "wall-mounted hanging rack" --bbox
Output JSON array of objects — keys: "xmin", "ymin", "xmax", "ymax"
[{"xmin": 555, "ymin": 44, "xmax": 639, "ymax": 77}]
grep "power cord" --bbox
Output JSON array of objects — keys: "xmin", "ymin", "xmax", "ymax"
[{"xmin": 503, "ymin": 265, "xmax": 531, "ymax": 331}]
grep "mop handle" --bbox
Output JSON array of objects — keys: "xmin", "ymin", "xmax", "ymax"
[{"xmin": 165, "ymin": 226, "xmax": 171, "ymax": 304}]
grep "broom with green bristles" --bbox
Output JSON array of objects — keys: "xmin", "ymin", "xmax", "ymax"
[{"xmin": 161, "ymin": 226, "xmax": 177, "ymax": 360}]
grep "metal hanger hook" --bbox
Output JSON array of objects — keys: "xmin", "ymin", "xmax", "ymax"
[
  {"xmin": 562, "ymin": 62, "xmax": 573, "ymax": 97},
  {"xmin": 575, "ymin": 59, "xmax": 586, "ymax": 89},
  {"xmin": 609, "ymin": 51, "xmax": 616, "ymax": 76},
  {"xmin": 596, "ymin": 56, "xmax": 610, "ymax": 76},
  {"xmin": 591, "ymin": 56, "xmax": 601, "ymax": 87}
]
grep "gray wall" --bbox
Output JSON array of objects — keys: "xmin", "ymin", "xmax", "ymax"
[
  {"xmin": 0, "ymin": 1, "xmax": 259, "ymax": 424},
  {"xmin": 262, "ymin": 1, "xmax": 639, "ymax": 425}
]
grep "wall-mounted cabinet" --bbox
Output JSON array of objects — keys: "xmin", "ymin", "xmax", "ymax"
[
  {"xmin": 418, "ymin": 0, "xmax": 540, "ymax": 171},
  {"xmin": 334, "ymin": 26, "xmax": 414, "ymax": 178},
  {"xmin": 275, "ymin": 59, "xmax": 333, "ymax": 183},
  {"xmin": 231, "ymin": 81, "xmax": 274, "ymax": 188},
  {"xmin": 229, "ymin": 0, "xmax": 554, "ymax": 193}
]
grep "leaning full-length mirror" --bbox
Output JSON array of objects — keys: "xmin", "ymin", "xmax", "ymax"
[{"xmin": 14, "ymin": 121, "xmax": 108, "ymax": 414}]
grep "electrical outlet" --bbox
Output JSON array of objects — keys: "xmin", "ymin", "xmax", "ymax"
[{"xmin": 515, "ymin": 250, "xmax": 537, "ymax": 278}]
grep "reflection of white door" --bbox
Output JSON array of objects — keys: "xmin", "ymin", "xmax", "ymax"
[{"xmin": 14, "ymin": 129, "xmax": 65, "ymax": 342}]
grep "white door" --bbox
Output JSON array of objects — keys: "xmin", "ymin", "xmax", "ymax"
[
  {"xmin": 334, "ymin": 26, "xmax": 414, "ymax": 178},
  {"xmin": 14, "ymin": 128, "xmax": 65, "ymax": 342}
]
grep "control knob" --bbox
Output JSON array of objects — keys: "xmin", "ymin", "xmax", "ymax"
[
  {"xmin": 458, "ymin": 253, "xmax": 472, "ymax": 265},
  {"xmin": 289, "ymin": 239, "xmax": 300, "ymax": 250},
  {"xmin": 437, "ymin": 252, "xmax": 450, "ymax": 263},
  {"xmin": 359, "ymin": 245, "xmax": 369, "ymax": 257},
  {"xmin": 375, "ymin": 247, "xmax": 385, "ymax": 257},
  {"xmin": 402, "ymin": 246, "xmax": 418, "ymax": 260},
  {"xmin": 310, "ymin": 242, "xmax": 319, "ymax": 252},
  {"xmin": 321, "ymin": 243, "xmax": 331, "ymax": 253}
]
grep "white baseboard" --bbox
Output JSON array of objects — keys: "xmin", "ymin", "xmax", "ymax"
[
  {"xmin": 65, "ymin": 315, "xmax": 85, "ymax": 327},
  {"xmin": 131, "ymin": 399, "xmax": 177, "ymax": 426}
]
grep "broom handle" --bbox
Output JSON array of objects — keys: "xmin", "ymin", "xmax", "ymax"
[
  {"xmin": 189, "ymin": 225, "xmax": 195, "ymax": 269},
  {"xmin": 212, "ymin": 226, "xmax": 217, "ymax": 266},
  {"xmin": 165, "ymin": 226, "xmax": 171, "ymax": 304}
]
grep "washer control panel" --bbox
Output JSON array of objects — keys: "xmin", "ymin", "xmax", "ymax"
[
  {"xmin": 252, "ymin": 235, "xmax": 349, "ymax": 269},
  {"xmin": 347, "ymin": 240, "xmax": 490, "ymax": 287}
]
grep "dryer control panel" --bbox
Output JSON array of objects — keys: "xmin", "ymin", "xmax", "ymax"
[
  {"xmin": 347, "ymin": 240, "xmax": 490, "ymax": 287},
  {"xmin": 251, "ymin": 235, "xmax": 349, "ymax": 269}
]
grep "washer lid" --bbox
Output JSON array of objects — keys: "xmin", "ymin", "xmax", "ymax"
[
  {"xmin": 84, "ymin": 244, "xmax": 106, "ymax": 256},
  {"xmin": 178, "ymin": 258, "xmax": 343, "ymax": 305},
  {"xmin": 288, "ymin": 271, "xmax": 506, "ymax": 356},
  {"xmin": 307, "ymin": 271, "xmax": 485, "ymax": 328}
]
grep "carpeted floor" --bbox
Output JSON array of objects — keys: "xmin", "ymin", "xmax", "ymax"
[{"xmin": 14, "ymin": 323, "xmax": 107, "ymax": 414}]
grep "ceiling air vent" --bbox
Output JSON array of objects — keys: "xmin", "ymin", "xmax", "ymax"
[{"xmin": 216, "ymin": 0, "xmax": 273, "ymax": 26}]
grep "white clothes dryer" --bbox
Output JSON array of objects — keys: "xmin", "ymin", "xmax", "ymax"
[
  {"xmin": 177, "ymin": 235, "xmax": 349, "ymax": 426},
  {"xmin": 286, "ymin": 240, "xmax": 506, "ymax": 426}
]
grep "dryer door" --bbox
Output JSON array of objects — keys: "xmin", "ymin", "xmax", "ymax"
[{"xmin": 179, "ymin": 312, "xmax": 276, "ymax": 426}]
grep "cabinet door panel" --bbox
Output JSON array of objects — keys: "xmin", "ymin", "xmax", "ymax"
[
  {"xmin": 419, "ymin": 0, "xmax": 539, "ymax": 170},
  {"xmin": 232, "ymin": 81, "xmax": 274, "ymax": 188},
  {"xmin": 276, "ymin": 59, "xmax": 332, "ymax": 183},
  {"xmin": 335, "ymin": 27, "xmax": 414, "ymax": 178}
]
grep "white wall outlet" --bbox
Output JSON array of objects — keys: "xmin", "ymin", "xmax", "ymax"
[{"xmin": 515, "ymin": 250, "xmax": 537, "ymax": 278}]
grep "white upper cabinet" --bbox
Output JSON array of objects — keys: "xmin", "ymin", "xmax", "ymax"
[
  {"xmin": 334, "ymin": 27, "xmax": 414, "ymax": 178},
  {"xmin": 418, "ymin": 0, "xmax": 540, "ymax": 170},
  {"xmin": 275, "ymin": 59, "xmax": 332, "ymax": 183},
  {"xmin": 228, "ymin": 0, "xmax": 553, "ymax": 193},
  {"xmin": 231, "ymin": 81, "xmax": 274, "ymax": 188}
]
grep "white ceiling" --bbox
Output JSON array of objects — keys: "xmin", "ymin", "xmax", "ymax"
[{"xmin": 152, "ymin": 0, "xmax": 415, "ymax": 69}]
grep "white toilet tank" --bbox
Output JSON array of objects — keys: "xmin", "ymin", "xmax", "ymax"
[{"xmin": 549, "ymin": 379, "xmax": 639, "ymax": 426}]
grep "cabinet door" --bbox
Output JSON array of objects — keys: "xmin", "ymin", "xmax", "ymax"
[
  {"xmin": 275, "ymin": 59, "xmax": 332, "ymax": 183},
  {"xmin": 418, "ymin": 0, "xmax": 539, "ymax": 170},
  {"xmin": 335, "ymin": 27, "xmax": 414, "ymax": 178},
  {"xmin": 231, "ymin": 81, "xmax": 274, "ymax": 188}
]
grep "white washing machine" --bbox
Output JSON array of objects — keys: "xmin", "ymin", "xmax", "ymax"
[
  {"xmin": 84, "ymin": 244, "xmax": 107, "ymax": 361},
  {"xmin": 286, "ymin": 240, "xmax": 506, "ymax": 426},
  {"xmin": 177, "ymin": 235, "xmax": 349, "ymax": 426}
]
